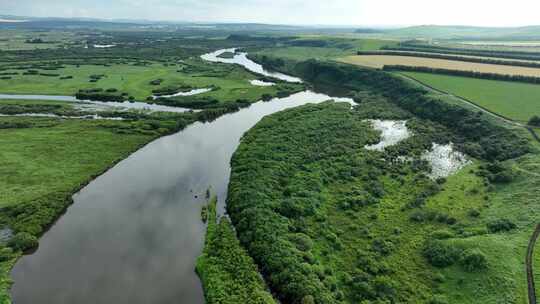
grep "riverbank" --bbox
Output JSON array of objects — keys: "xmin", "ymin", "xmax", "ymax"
[{"xmin": 0, "ymin": 108, "xmax": 205, "ymax": 302}]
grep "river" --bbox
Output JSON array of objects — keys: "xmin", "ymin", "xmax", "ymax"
[{"xmin": 9, "ymin": 50, "xmax": 351, "ymax": 304}]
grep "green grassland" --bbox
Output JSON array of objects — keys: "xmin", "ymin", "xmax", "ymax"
[
  {"xmin": 0, "ymin": 30, "xmax": 81, "ymax": 51},
  {"xmin": 400, "ymin": 71, "xmax": 540, "ymax": 123},
  {"xmin": 196, "ymin": 195, "xmax": 276, "ymax": 304},
  {"xmin": 225, "ymin": 98, "xmax": 539, "ymax": 303},
  {"xmin": 252, "ymin": 37, "xmax": 396, "ymax": 61},
  {"xmin": 0, "ymin": 60, "xmax": 301, "ymax": 105}
]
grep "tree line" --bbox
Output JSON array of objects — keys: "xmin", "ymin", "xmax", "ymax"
[{"xmin": 382, "ymin": 64, "xmax": 540, "ymax": 85}]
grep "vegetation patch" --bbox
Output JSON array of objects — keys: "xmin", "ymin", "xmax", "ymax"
[{"xmin": 196, "ymin": 195, "xmax": 276, "ymax": 304}]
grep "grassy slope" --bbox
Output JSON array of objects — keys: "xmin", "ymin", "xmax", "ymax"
[
  {"xmin": 401, "ymin": 71, "xmax": 540, "ymax": 123},
  {"xmin": 196, "ymin": 196, "xmax": 276, "ymax": 304},
  {"xmin": 0, "ymin": 60, "xmax": 290, "ymax": 104}
]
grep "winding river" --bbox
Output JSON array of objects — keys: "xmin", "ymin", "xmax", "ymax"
[{"xmin": 9, "ymin": 50, "xmax": 351, "ymax": 304}]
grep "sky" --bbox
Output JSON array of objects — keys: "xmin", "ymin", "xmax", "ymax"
[{"xmin": 1, "ymin": 0, "xmax": 539, "ymax": 27}]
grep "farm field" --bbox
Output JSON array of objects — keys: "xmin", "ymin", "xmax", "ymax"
[
  {"xmin": 401, "ymin": 71, "xmax": 540, "ymax": 122},
  {"xmin": 0, "ymin": 60, "xmax": 298, "ymax": 106},
  {"xmin": 339, "ymin": 54, "xmax": 540, "ymax": 77}
]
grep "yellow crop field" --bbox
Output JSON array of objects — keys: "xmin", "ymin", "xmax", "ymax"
[{"xmin": 339, "ymin": 55, "xmax": 540, "ymax": 77}]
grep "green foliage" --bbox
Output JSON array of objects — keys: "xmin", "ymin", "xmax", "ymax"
[
  {"xmin": 196, "ymin": 196, "xmax": 276, "ymax": 304},
  {"xmin": 459, "ymin": 249, "xmax": 488, "ymax": 272},
  {"xmin": 423, "ymin": 240, "xmax": 462, "ymax": 267},
  {"xmin": 8, "ymin": 232, "xmax": 38, "ymax": 252},
  {"xmin": 529, "ymin": 116, "xmax": 540, "ymax": 127},
  {"xmin": 486, "ymin": 219, "xmax": 517, "ymax": 233},
  {"xmin": 283, "ymin": 59, "xmax": 529, "ymax": 161}
]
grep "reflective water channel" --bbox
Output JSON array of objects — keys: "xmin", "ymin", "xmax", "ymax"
[{"xmin": 9, "ymin": 50, "xmax": 352, "ymax": 304}]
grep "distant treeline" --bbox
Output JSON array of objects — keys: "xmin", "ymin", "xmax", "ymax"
[
  {"xmin": 356, "ymin": 50, "xmax": 540, "ymax": 69},
  {"xmin": 254, "ymin": 55, "xmax": 529, "ymax": 161},
  {"xmin": 383, "ymin": 65, "xmax": 540, "ymax": 84},
  {"xmin": 383, "ymin": 44, "xmax": 540, "ymax": 61}
]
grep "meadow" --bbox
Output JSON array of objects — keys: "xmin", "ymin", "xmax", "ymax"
[
  {"xmin": 401, "ymin": 71, "xmax": 540, "ymax": 123},
  {"xmin": 0, "ymin": 60, "xmax": 298, "ymax": 106},
  {"xmin": 340, "ymin": 55, "xmax": 540, "ymax": 77}
]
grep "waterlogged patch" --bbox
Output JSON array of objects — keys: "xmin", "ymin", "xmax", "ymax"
[
  {"xmin": 0, "ymin": 113, "xmax": 125, "ymax": 120},
  {"xmin": 93, "ymin": 44, "xmax": 115, "ymax": 48},
  {"xmin": 152, "ymin": 88, "xmax": 212, "ymax": 99},
  {"xmin": 422, "ymin": 143, "xmax": 470, "ymax": 179},
  {"xmin": 365, "ymin": 120, "xmax": 410, "ymax": 151},
  {"xmin": 0, "ymin": 228, "xmax": 13, "ymax": 243},
  {"xmin": 250, "ymin": 80, "xmax": 275, "ymax": 86}
]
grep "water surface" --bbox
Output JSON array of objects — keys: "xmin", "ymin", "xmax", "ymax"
[
  {"xmin": 10, "ymin": 91, "xmax": 347, "ymax": 304},
  {"xmin": 0, "ymin": 94, "xmax": 193, "ymax": 113},
  {"xmin": 201, "ymin": 48, "xmax": 303, "ymax": 83}
]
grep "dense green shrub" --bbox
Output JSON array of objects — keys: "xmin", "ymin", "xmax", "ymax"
[
  {"xmin": 0, "ymin": 247, "xmax": 13, "ymax": 262},
  {"xmin": 529, "ymin": 116, "xmax": 540, "ymax": 127},
  {"xmin": 460, "ymin": 249, "xmax": 488, "ymax": 272},
  {"xmin": 8, "ymin": 232, "xmax": 38, "ymax": 252},
  {"xmin": 423, "ymin": 240, "xmax": 461, "ymax": 267},
  {"xmin": 196, "ymin": 196, "xmax": 276, "ymax": 304},
  {"xmin": 487, "ymin": 219, "xmax": 516, "ymax": 233}
]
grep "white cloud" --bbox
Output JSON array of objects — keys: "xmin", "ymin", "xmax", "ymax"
[{"xmin": 1, "ymin": 0, "xmax": 539, "ymax": 26}]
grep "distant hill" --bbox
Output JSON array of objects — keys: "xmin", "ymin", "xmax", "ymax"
[{"xmin": 386, "ymin": 25, "xmax": 540, "ymax": 40}]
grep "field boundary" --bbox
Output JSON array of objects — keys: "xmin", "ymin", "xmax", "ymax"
[{"xmin": 396, "ymin": 72, "xmax": 524, "ymax": 127}]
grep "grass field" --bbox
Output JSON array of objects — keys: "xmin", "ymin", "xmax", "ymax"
[
  {"xmin": 0, "ymin": 117, "xmax": 157, "ymax": 209},
  {"xmin": 0, "ymin": 60, "xmax": 295, "ymax": 104},
  {"xmin": 340, "ymin": 55, "xmax": 540, "ymax": 77},
  {"xmin": 253, "ymin": 37, "xmax": 396, "ymax": 61},
  {"xmin": 400, "ymin": 71, "xmax": 540, "ymax": 122}
]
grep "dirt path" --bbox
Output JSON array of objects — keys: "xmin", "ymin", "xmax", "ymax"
[{"xmin": 527, "ymin": 225, "xmax": 540, "ymax": 304}]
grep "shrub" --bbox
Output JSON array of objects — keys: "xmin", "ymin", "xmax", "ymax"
[
  {"xmin": 460, "ymin": 249, "xmax": 488, "ymax": 272},
  {"xmin": 301, "ymin": 295, "xmax": 315, "ymax": 304},
  {"xmin": 429, "ymin": 294, "xmax": 449, "ymax": 304},
  {"xmin": 0, "ymin": 247, "xmax": 13, "ymax": 262},
  {"xmin": 423, "ymin": 240, "xmax": 461, "ymax": 267},
  {"xmin": 8, "ymin": 232, "xmax": 38, "ymax": 251},
  {"xmin": 529, "ymin": 116, "xmax": 540, "ymax": 127},
  {"xmin": 431, "ymin": 229, "xmax": 454, "ymax": 240},
  {"xmin": 468, "ymin": 209, "xmax": 481, "ymax": 217},
  {"xmin": 487, "ymin": 218, "xmax": 516, "ymax": 233},
  {"xmin": 289, "ymin": 233, "xmax": 314, "ymax": 252}
]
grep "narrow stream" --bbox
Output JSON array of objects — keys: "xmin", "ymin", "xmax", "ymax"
[
  {"xmin": 0, "ymin": 94, "xmax": 193, "ymax": 113},
  {"xmin": 9, "ymin": 50, "xmax": 351, "ymax": 304}
]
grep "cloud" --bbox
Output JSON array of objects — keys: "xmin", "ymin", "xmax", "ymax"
[{"xmin": 0, "ymin": 0, "xmax": 539, "ymax": 26}]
